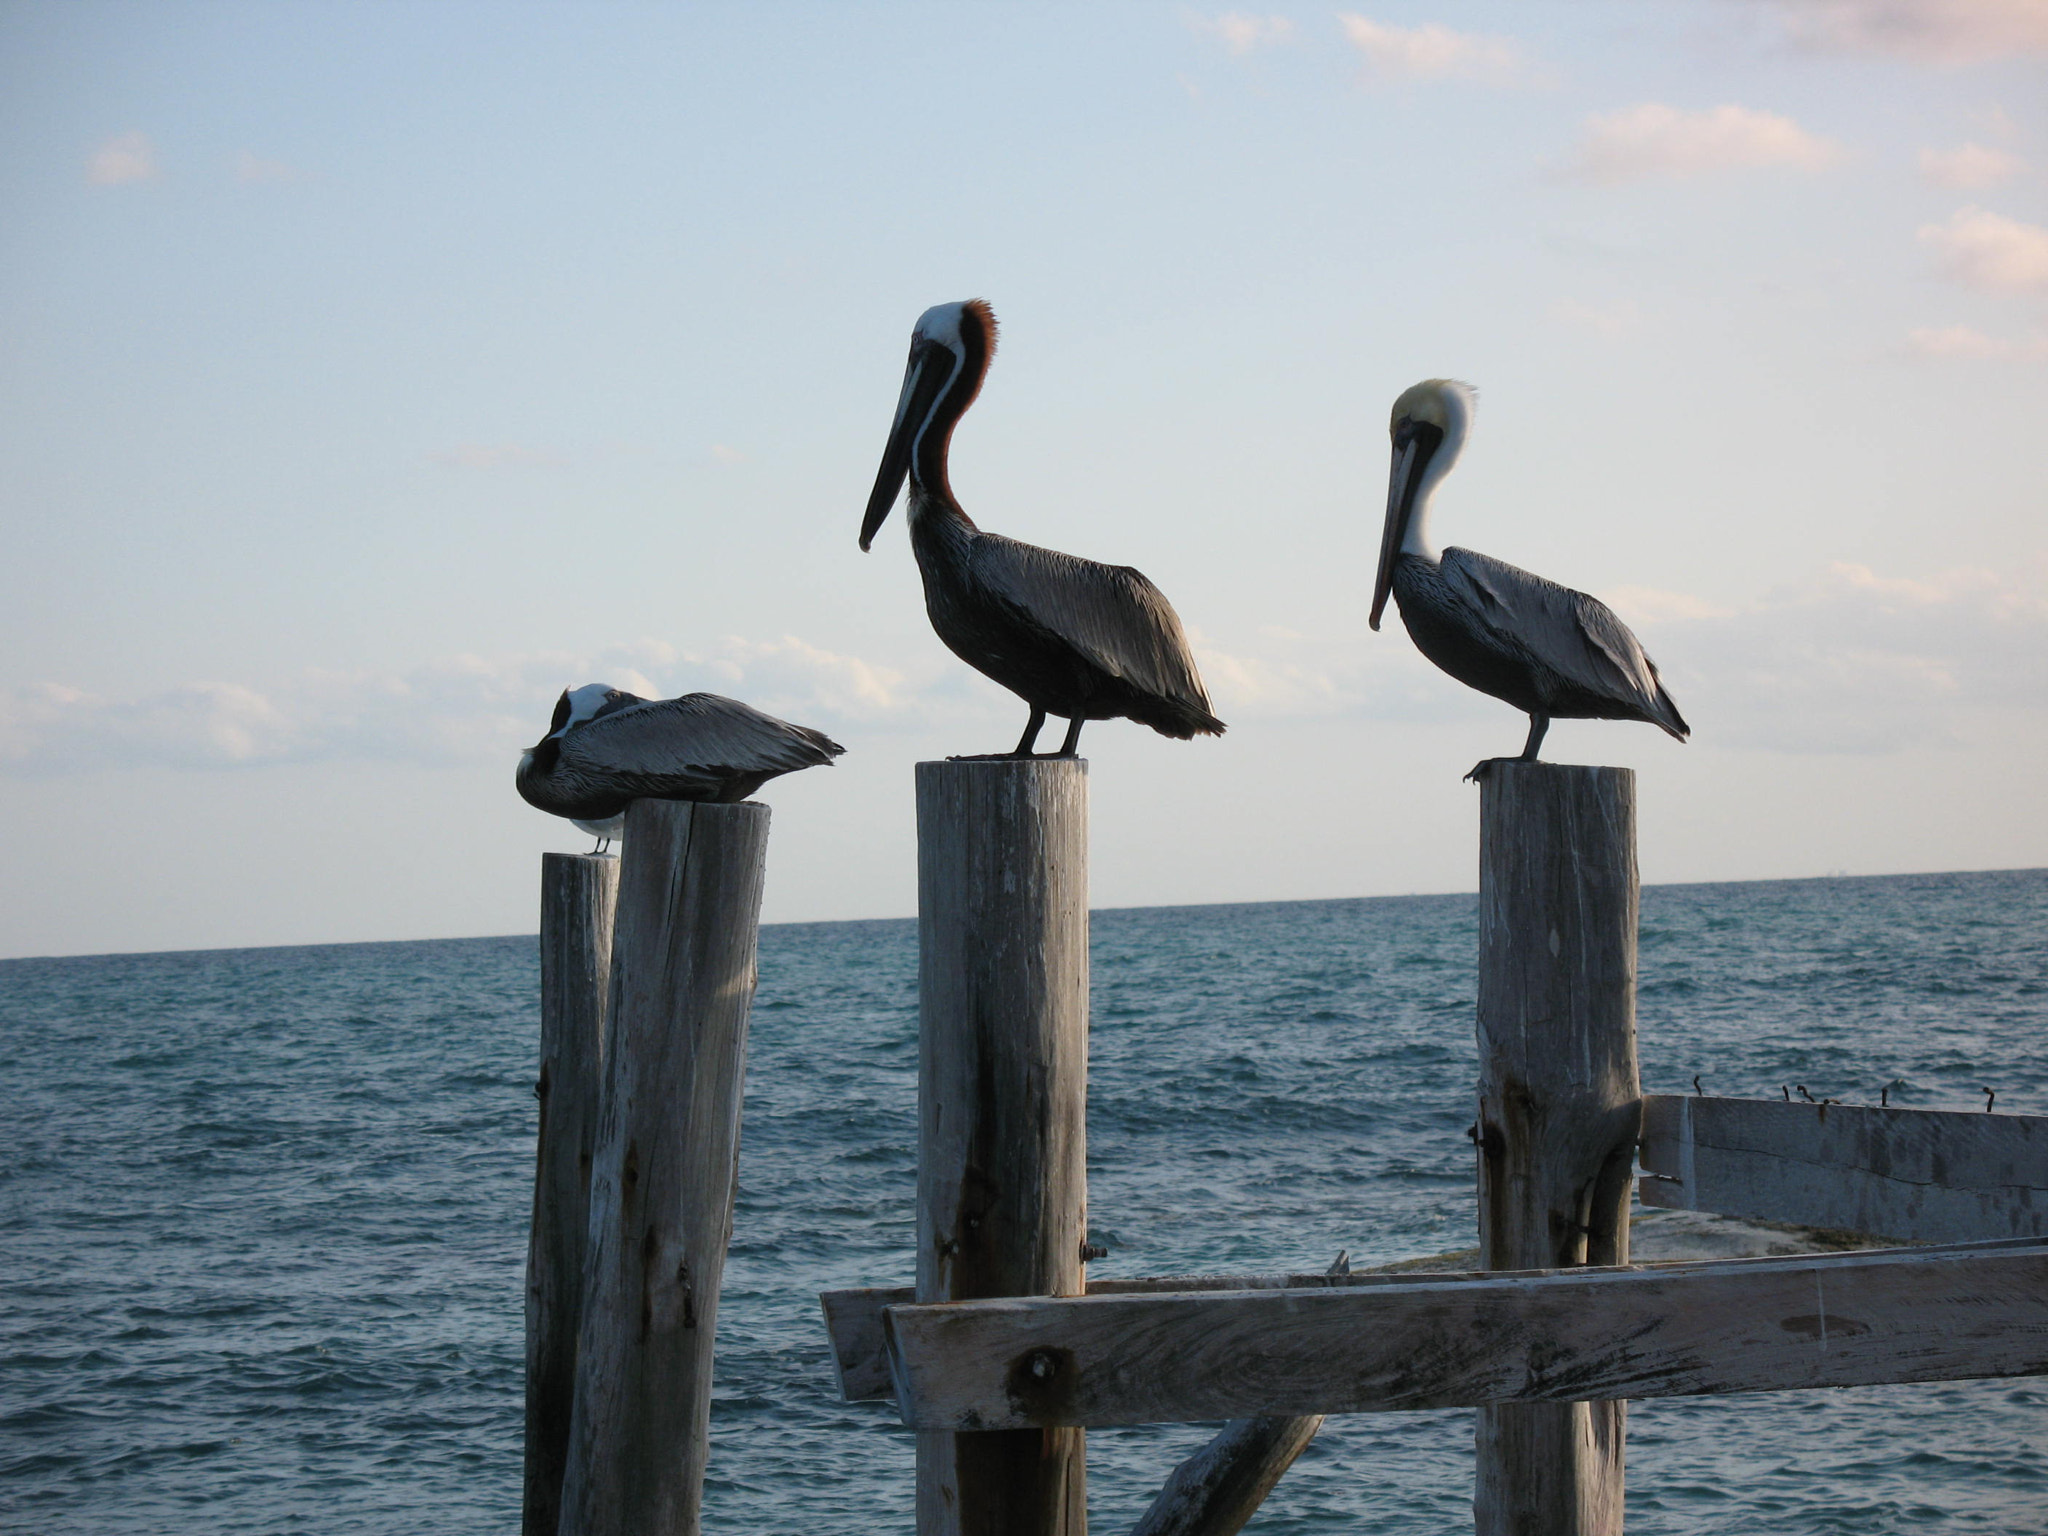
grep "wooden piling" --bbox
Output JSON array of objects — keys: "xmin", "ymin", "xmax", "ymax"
[
  {"xmin": 914, "ymin": 758, "xmax": 1090, "ymax": 1536},
  {"xmin": 526, "ymin": 853, "xmax": 619, "ymax": 1536},
  {"xmin": 556, "ymin": 799, "xmax": 770, "ymax": 1536},
  {"xmin": 1473, "ymin": 763, "xmax": 1639, "ymax": 1536}
]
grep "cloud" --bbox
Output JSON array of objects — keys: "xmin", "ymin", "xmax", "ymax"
[
  {"xmin": 1185, "ymin": 559, "xmax": 2048, "ymax": 753},
  {"xmin": 1549, "ymin": 298, "xmax": 1643, "ymax": 337},
  {"xmin": 1751, "ymin": 0, "xmax": 2048, "ymax": 64},
  {"xmin": 709, "ymin": 444, "xmax": 749, "ymax": 464},
  {"xmin": 87, "ymin": 131, "xmax": 157, "ymax": 185},
  {"xmin": 13, "ymin": 566, "xmax": 2039, "ymax": 774},
  {"xmin": 1337, "ymin": 14, "xmax": 1519, "ymax": 82},
  {"xmin": 0, "ymin": 636, "xmax": 946, "ymax": 779},
  {"xmin": 1917, "ymin": 206, "xmax": 2048, "ymax": 292},
  {"xmin": 1611, "ymin": 561, "xmax": 2048, "ymax": 753},
  {"xmin": 1600, "ymin": 587, "xmax": 1737, "ymax": 623},
  {"xmin": 0, "ymin": 681, "xmax": 296, "ymax": 770},
  {"xmin": 1188, "ymin": 12, "xmax": 1295, "ymax": 53},
  {"xmin": 1191, "ymin": 645, "xmax": 1352, "ymax": 718},
  {"xmin": 674, "ymin": 636, "xmax": 921, "ymax": 724},
  {"xmin": 235, "ymin": 151, "xmax": 306, "ymax": 184},
  {"xmin": 1557, "ymin": 103, "xmax": 1842, "ymax": 183},
  {"xmin": 429, "ymin": 443, "xmax": 565, "ymax": 469},
  {"xmin": 1917, "ymin": 142, "xmax": 2026, "ymax": 188},
  {"xmin": 1902, "ymin": 323, "xmax": 2048, "ymax": 359}
]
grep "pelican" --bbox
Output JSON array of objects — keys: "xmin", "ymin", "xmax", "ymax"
[
  {"xmin": 860, "ymin": 300, "xmax": 1224, "ymax": 758},
  {"xmin": 516, "ymin": 684, "xmax": 844, "ymax": 843},
  {"xmin": 1372, "ymin": 380, "xmax": 1689, "ymax": 775}
]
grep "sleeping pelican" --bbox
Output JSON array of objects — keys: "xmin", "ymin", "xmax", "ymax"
[
  {"xmin": 1372, "ymin": 380, "xmax": 1688, "ymax": 776},
  {"xmin": 516, "ymin": 684, "xmax": 844, "ymax": 843},
  {"xmin": 860, "ymin": 300, "xmax": 1224, "ymax": 758}
]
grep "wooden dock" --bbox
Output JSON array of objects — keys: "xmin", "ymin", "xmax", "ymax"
[
  {"xmin": 814, "ymin": 759, "xmax": 2048, "ymax": 1536},
  {"xmin": 514, "ymin": 759, "xmax": 2048, "ymax": 1536}
]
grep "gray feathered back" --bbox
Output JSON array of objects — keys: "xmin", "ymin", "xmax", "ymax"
[
  {"xmin": 1440, "ymin": 548, "xmax": 1687, "ymax": 737},
  {"xmin": 970, "ymin": 533, "xmax": 1215, "ymax": 715},
  {"xmin": 559, "ymin": 693, "xmax": 842, "ymax": 779}
]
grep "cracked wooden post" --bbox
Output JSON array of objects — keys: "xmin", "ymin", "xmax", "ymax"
[
  {"xmin": 557, "ymin": 799, "xmax": 770, "ymax": 1536},
  {"xmin": 1474, "ymin": 763, "xmax": 1640, "ymax": 1536},
  {"xmin": 526, "ymin": 852, "xmax": 619, "ymax": 1536},
  {"xmin": 915, "ymin": 758, "xmax": 1090, "ymax": 1536}
]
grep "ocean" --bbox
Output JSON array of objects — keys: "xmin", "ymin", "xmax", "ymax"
[{"xmin": 3, "ymin": 868, "xmax": 2044, "ymax": 1534}]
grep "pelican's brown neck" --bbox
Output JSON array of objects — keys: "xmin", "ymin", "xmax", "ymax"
[{"xmin": 907, "ymin": 301, "xmax": 996, "ymax": 513}]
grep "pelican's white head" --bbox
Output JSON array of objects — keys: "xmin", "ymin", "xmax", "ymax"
[
  {"xmin": 524, "ymin": 683, "xmax": 643, "ymax": 756},
  {"xmin": 521, "ymin": 683, "xmax": 646, "ymax": 778},
  {"xmin": 1371, "ymin": 379, "xmax": 1477, "ymax": 630},
  {"xmin": 1388, "ymin": 379, "xmax": 1476, "ymax": 543},
  {"xmin": 558, "ymin": 683, "xmax": 619, "ymax": 735},
  {"xmin": 861, "ymin": 300, "xmax": 999, "ymax": 549},
  {"xmin": 1389, "ymin": 378, "xmax": 1474, "ymax": 435}
]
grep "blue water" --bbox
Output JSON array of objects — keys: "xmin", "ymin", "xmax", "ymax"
[{"xmin": 4, "ymin": 869, "xmax": 2045, "ymax": 1533}]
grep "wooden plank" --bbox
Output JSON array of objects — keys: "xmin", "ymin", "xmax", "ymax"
[
  {"xmin": 556, "ymin": 800, "xmax": 770, "ymax": 1536},
  {"xmin": 1474, "ymin": 762, "xmax": 1639, "ymax": 1536},
  {"xmin": 525, "ymin": 852, "xmax": 618, "ymax": 1536},
  {"xmin": 914, "ymin": 759, "xmax": 1089, "ymax": 1536},
  {"xmin": 1640, "ymin": 1094, "xmax": 2048, "ymax": 1243},
  {"xmin": 881, "ymin": 1240, "xmax": 2048, "ymax": 1432},
  {"xmin": 1128, "ymin": 1415, "xmax": 1323, "ymax": 1536},
  {"xmin": 826, "ymin": 1269, "xmax": 1542, "ymax": 1405}
]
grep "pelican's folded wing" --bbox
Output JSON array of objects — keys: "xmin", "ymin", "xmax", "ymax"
[
  {"xmin": 569, "ymin": 693, "xmax": 845, "ymax": 779},
  {"xmin": 1439, "ymin": 547, "xmax": 1684, "ymax": 733},
  {"xmin": 969, "ymin": 534, "xmax": 1216, "ymax": 713}
]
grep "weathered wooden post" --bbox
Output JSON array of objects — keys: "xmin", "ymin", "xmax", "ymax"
[
  {"xmin": 1473, "ymin": 763, "xmax": 1640, "ymax": 1536},
  {"xmin": 557, "ymin": 799, "xmax": 771, "ymax": 1536},
  {"xmin": 913, "ymin": 758, "xmax": 1090, "ymax": 1536},
  {"xmin": 526, "ymin": 853, "xmax": 620, "ymax": 1536}
]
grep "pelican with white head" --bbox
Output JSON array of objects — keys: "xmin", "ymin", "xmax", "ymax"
[
  {"xmin": 859, "ymin": 298, "xmax": 1225, "ymax": 758},
  {"xmin": 1370, "ymin": 378, "xmax": 1689, "ymax": 776},
  {"xmin": 516, "ymin": 683, "xmax": 845, "ymax": 850}
]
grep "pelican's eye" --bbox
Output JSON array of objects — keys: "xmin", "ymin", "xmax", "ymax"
[{"xmin": 1395, "ymin": 418, "xmax": 1444, "ymax": 457}]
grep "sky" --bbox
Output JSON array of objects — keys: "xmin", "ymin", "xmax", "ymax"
[{"xmin": 1, "ymin": 0, "xmax": 2045, "ymax": 958}]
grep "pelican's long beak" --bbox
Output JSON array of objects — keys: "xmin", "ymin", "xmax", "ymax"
[
  {"xmin": 860, "ymin": 345, "xmax": 945, "ymax": 551},
  {"xmin": 1371, "ymin": 430, "xmax": 1424, "ymax": 631}
]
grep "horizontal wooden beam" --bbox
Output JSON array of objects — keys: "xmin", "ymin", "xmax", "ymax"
[
  {"xmin": 1639, "ymin": 1095, "xmax": 2048, "ymax": 1242},
  {"xmin": 879, "ymin": 1240, "xmax": 2048, "ymax": 1431},
  {"xmin": 821, "ymin": 1269, "xmax": 1418, "ymax": 1402}
]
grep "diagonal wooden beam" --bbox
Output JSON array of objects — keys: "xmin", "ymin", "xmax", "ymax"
[
  {"xmin": 1127, "ymin": 1415, "xmax": 1323, "ymax": 1536},
  {"xmin": 1639, "ymin": 1095, "xmax": 2048, "ymax": 1242},
  {"xmin": 880, "ymin": 1239, "xmax": 2048, "ymax": 1432}
]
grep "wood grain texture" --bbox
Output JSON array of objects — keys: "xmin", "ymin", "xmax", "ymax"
[
  {"xmin": 826, "ymin": 1269, "xmax": 1577, "ymax": 1405},
  {"xmin": 915, "ymin": 758, "xmax": 1090, "ymax": 1536},
  {"xmin": 525, "ymin": 853, "xmax": 619, "ymax": 1536},
  {"xmin": 1475, "ymin": 763, "xmax": 1639, "ymax": 1536},
  {"xmin": 880, "ymin": 1240, "xmax": 2048, "ymax": 1430},
  {"xmin": 1127, "ymin": 1416, "xmax": 1323, "ymax": 1536},
  {"xmin": 1640, "ymin": 1095, "xmax": 2048, "ymax": 1243},
  {"xmin": 556, "ymin": 801, "xmax": 769, "ymax": 1536}
]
